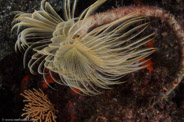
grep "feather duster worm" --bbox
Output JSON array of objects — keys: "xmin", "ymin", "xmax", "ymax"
[{"xmin": 15, "ymin": 0, "xmax": 184, "ymax": 95}]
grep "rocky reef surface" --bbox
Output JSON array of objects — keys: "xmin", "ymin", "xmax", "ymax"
[{"xmin": 0, "ymin": 0, "xmax": 184, "ymax": 121}]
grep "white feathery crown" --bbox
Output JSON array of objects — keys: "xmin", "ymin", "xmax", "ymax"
[{"xmin": 12, "ymin": 0, "xmax": 155, "ymax": 95}]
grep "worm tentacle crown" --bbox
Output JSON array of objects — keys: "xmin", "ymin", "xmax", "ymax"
[{"xmin": 12, "ymin": 0, "xmax": 155, "ymax": 95}]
